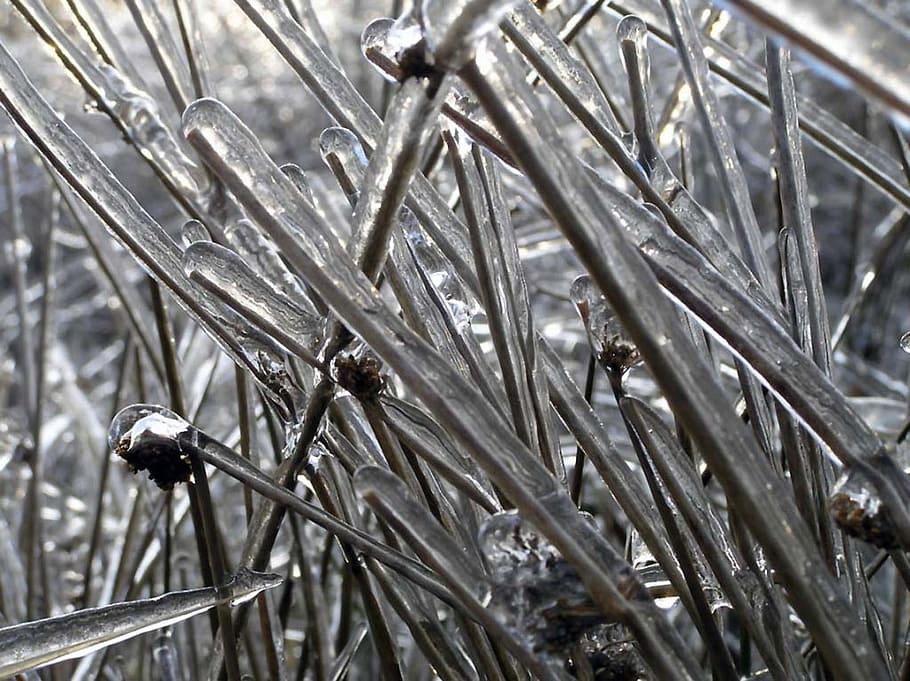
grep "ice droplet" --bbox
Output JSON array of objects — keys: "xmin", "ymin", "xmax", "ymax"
[
  {"xmin": 616, "ymin": 14, "xmax": 648, "ymax": 47},
  {"xmin": 362, "ymin": 17, "xmax": 416, "ymax": 82},
  {"xmin": 180, "ymin": 219, "xmax": 211, "ymax": 248},
  {"xmin": 900, "ymin": 330, "xmax": 910, "ymax": 353}
]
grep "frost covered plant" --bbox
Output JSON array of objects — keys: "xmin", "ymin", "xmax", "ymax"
[{"xmin": 1, "ymin": 0, "xmax": 910, "ymax": 679}]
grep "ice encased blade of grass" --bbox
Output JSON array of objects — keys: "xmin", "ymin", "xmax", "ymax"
[
  {"xmin": 505, "ymin": 2, "xmax": 622, "ymax": 137},
  {"xmin": 378, "ymin": 394, "xmax": 501, "ymax": 514},
  {"xmin": 0, "ymin": 41, "xmax": 304, "ymax": 420},
  {"xmin": 441, "ymin": 22, "xmax": 773, "ymax": 315},
  {"xmin": 458, "ymin": 33, "xmax": 887, "ymax": 679},
  {"xmin": 0, "ymin": 569, "xmax": 282, "ymax": 678},
  {"xmin": 122, "ymin": 0, "xmax": 195, "ymax": 111},
  {"xmin": 620, "ymin": 396, "xmax": 805, "ymax": 679},
  {"xmin": 445, "ymin": 130, "xmax": 539, "ymax": 453},
  {"xmin": 232, "ymin": 0, "xmax": 476, "ymax": 284},
  {"xmin": 583, "ymin": 167, "xmax": 892, "ymax": 476},
  {"xmin": 11, "ymin": 0, "xmax": 207, "ymax": 213},
  {"xmin": 183, "ymin": 92, "xmax": 701, "ymax": 680},
  {"xmin": 317, "ymin": 123, "xmax": 509, "ymax": 410},
  {"xmin": 659, "ymin": 0, "xmax": 774, "ymax": 290}
]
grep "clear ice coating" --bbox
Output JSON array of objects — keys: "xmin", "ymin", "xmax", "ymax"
[
  {"xmin": 569, "ymin": 275, "xmax": 641, "ymax": 373},
  {"xmin": 405, "ymin": 228, "xmax": 480, "ymax": 332},
  {"xmin": 108, "ymin": 404, "xmax": 192, "ymax": 453},
  {"xmin": 479, "ymin": 512, "xmax": 612, "ymax": 659},
  {"xmin": 183, "ymin": 240, "xmax": 323, "ymax": 358},
  {"xmin": 96, "ymin": 64, "xmax": 206, "ymax": 203},
  {"xmin": 418, "ymin": 0, "xmax": 523, "ymax": 71}
]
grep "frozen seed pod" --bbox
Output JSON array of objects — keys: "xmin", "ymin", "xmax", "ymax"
[
  {"xmin": 109, "ymin": 404, "xmax": 194, "ymax": 491},
  {"xmin": 571, "ymin": 275, "xmax": 641, "ymax": 373},
  {"xmin": 332, "ymin": 352, "xmax": 386, "ymax": 400},
  {"xmin": 574, "ymin": 623, "xmax": 649, "ymax": 681},
  {"xmin": 479, "ymin": 512, "xmax": 612, "ymax": 659},
  {"xmin": 828, "ymin": 465, "xmax": 898, "ymax": 549}
]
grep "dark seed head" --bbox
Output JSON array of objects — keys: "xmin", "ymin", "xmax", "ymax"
[
  {"xmin": 828, "ymin": 465, "xmax": 899, "ymax": 550},
  {"xmin": 333, "ymin": 354, "xmax": 386, "ymax": 400}
]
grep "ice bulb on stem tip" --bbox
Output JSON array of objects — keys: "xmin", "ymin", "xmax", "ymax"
[{"xmin": 109, "ymin": 404, "xmax": 195, "ymax": 490}]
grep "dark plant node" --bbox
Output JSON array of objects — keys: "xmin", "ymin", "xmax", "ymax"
[{"xmin": 115, "ymin": 432, "xmax": 192, "ymax": 491}]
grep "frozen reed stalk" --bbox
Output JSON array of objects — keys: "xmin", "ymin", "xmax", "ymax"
[{"xmin": 0, "ymin": 569, "xmax": 282, "ymax": 678}]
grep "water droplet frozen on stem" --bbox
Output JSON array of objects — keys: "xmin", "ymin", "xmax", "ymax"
[
  {"xmin": 616, "ymin": 14, "xmax": 648, "ymax": 47},
  {"xmin": 362, "ymin": 18, "xmax": 399, "ymax": 81},
  {"xmin": 362, "ymin": 16, "xmax": 432, "ymax": 83},
  {"xmin": 900, "ymin": 330, "xmax": 910, "ymax": 353}
]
